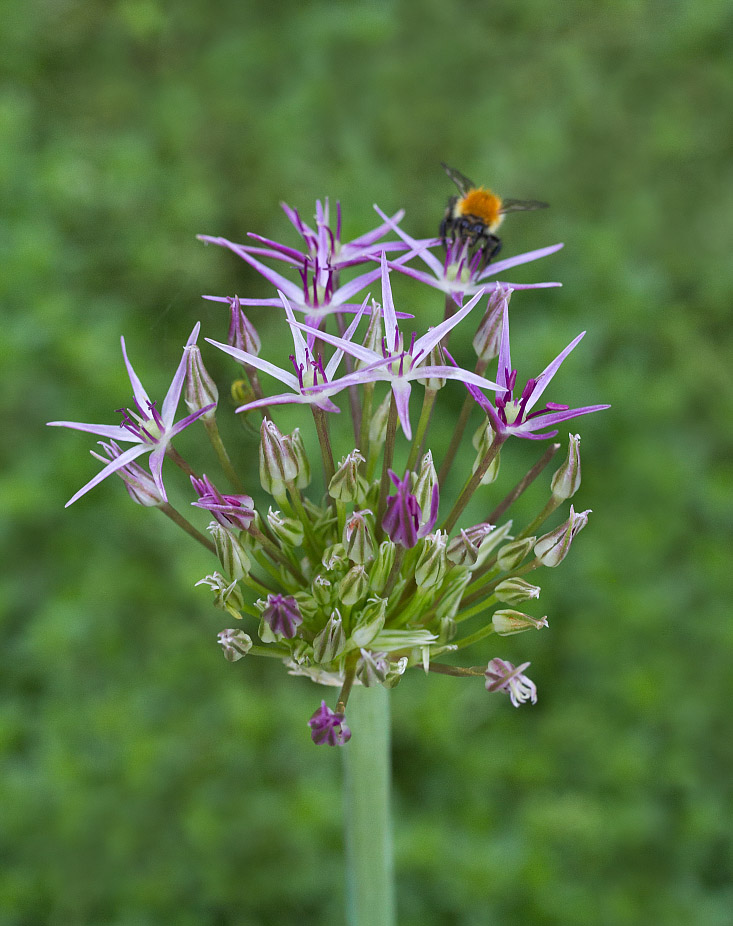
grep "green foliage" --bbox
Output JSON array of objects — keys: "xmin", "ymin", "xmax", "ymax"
[{"xmin": 3, "ymin": 0, "xmax": 733, "ymax": 922}]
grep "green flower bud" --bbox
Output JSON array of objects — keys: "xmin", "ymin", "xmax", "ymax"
[
  {"xmin": 473, "ymin": 285, "xmax": 511, "ymax": 361},
  {"xmin": 259, "ymin": 418, "xmax": 298, "ymax": 496},
  {"xmin": 472, "ymin": 421, "xmax": 501, "ymax": 485},
  {"xmin": 312, "ymin": 574, "xmax": 332, "ymax": 606},
  {"xmin": 217, "ymin": 628, "xmax": 252, "ymax": 662},
  {"xmin": 322, "ymin": 542, "xmax": 347, "ymax": 572},
  {"xmin": 350, "ymin": 597, "xmax": 387, "ymax": 649},
  {"xmin": 267, "ymin": 508, "xmax": 304, "ymax": 547},
  {"xmin": 535, "ymin": 506, "xmax": 590, "ymax": 567},
  {"xmin": 438, "ymin": 616, "xmax": 458, "ymax": 643},
  {"xmin": 195, "ymin": 572, "xmax": 244, "ymax": 621},
  {"xmin": 446, "ymin": 523, "xmax": 495, "ymax": 566},
  {"xmin": 422, "ymin": 341, "xmax": 446, "ymax": 391},
  {"xmin": 369, "ymin": 392, "xmax": 392, "ymax": 448},
  {"xmin": 492, "ymin": 609, "xmax": 549, "ymax": 635},
  {"xmin": 496, "ymin": 537, "xmax": 536, "ymax": 571},
  {"xmin": 343, "ymin": 511, "xmax": 375, "ymax": 565},
  {"xmin": 293, "ymin": 591, "xmax": 319, "ymax": 621},
  {"xmin": 413, "ymin": 450, "xmax": 438, "ymax": 527},
  {"xmin": 185, "ymin": 344, "xmax": 218, "ymax": 419},
  {"xmin": 209, "ymin": 522, "xmax": 251, "ymax": 580},
  {"xmin": 339, "ymin": 565, "xmax": 369, "ymax": 606},
  {"xmin": 356, "ymin": 649, "xmax": 389, "ymax": 687},
  {"xmin": 382, "ymin": 656, "xmax": 408, "ymax": 689},
  {"xmin": 312, "ymin": 611, "xmax": 346, "ymax": 663},
  {"xmin": 329, "ymin": 449, "xmax": 367, "ymax": 503},
  {"xmin": 494, "ymin": 577, "xmax": 541, "ymax": 605},
  {"xmin": 415, "ymin": 531, "xmax": 448, "ymax": 589},
  {"xmin": 369, "ymin": 540, "xmax": 396, "ymax": 593},
  {"xmin": 283, "ymin": 428, "xmax": 311, "ymax": 489},
  {"xmin": 435, "ymin": 567, "xmax": 471, "ymax": 620},
  {"xmin": 551, "ymin": 433, "xmax": 581, "ymax": 500}
]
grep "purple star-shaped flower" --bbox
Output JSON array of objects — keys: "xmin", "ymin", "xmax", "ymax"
[
  {"xmin": 48, "ymin": 324, "xmax": 214, "ymax": 506},
  {"xmin": 462, "ymin": 300, "xmax": 610, "ymax": 440},
  {"xmin": 308, "ymin": 700, "xmax": 352, "ymax": 746},
  {"xmin": 373, "ymin": 204, "xmax": 563, "ymax": 306},
  {"xmin": 294, "ymin": 254, "xmax": 502, "ymax": 439}
]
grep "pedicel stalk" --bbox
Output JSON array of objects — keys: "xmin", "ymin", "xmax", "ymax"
[{"xmin": 49, "ymin": 182, "xmax": 608, "ymax": 926}]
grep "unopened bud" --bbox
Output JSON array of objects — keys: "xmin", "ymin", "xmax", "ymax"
[
  {"xmin": 422, "ymin": 341, "xmax": 447, "ymax": 391},
  {"xmin": 413, "ymin": 451, "xmax": 439, "ymax": 530},
  {"xmin": 339, "ymin": 565, "xmax": 369, "ymax": 606},
  {"xmin": 369, "ymin": 392, "xmax": 392, "ymax": 447},
  {"xmin": 415, "ymin": 531, "xmax": 447, "ymax": 589},
  {"xmin": 551, "ymin": 433, "xmax": 581, "ymax": 500},
  {"xmin": 369, "ymin": 540, "xmax": 395, "ymax": 593},
  {"xmin": 350, "ymin": 597, "xmax": 387, "ymax": 648},
  {"xmin": 259, "ymin": 418, "xmax": 298, "ymax": 495},
  {"xmin": 472, "ymin": 422, "xmax": 501, "ymax": 485},
  {"xmin": 473, "ymin": 285, "xmax": 511, "ymax": 361},
  {"xmin": 356, "ymin": 649, "xmax": 389, "ymax": 687},
  {"xmin": 535, "ymin": 506, "xmax": 590, "ymax": 567},
  {"xmin": 185, "ymin": 345, "xmax": 218, "ymax": 419},
  {"xmin": 329, "ymin": 449, "xmax": 367, "ymax": 502},
  {"xmin": 217, "ymin": 628, "xmax": 253, "ymax": 661},
  {"xmin": 209, "ymin": 522, "xmax": 251, "ymax": 580},
  {"xmin": 228, "ymin": 296, "xmax": 261, "ymax": 355},
  {"xmin": 496, "ymin": 537, "xmax": 535, "ymax": 571},
  {"xmin": 267, "ymin": 508, "xmax": 304, "ymax": 547},
  {"xmin": 492, "ymin": 609, "xmax": 549, "ymax": 636},
  {"xmin": 343, "ymin": 510, "xmax": 375, "ymax": 565},
  {"xmin": 494, "ymin": 577, "xmax": 541, "ymax": 605},
  {"xmin": 446, "ymin": 522, "xmax": 495, "ymax": 566},
  {"xmin": 322, "ymin": 543, "xmax": 347, "ymax": 572},
  {"xmin": 261, "ymin": 593, "xmax": 303, "ymax": 639},
  {"xmin": 283, "ymin": 428, "xmax": 311, "ymax": 489},
  {"xmin": 195, "ymin": 572, "xmax": 244, "ymax": 620},
  {"xmin": 312, "ymin": 574, "xmax": 333, "ymax": 606},
  {"xmin": 312, "ymin": 612, "xmax": 346, "ymax": 663},
  {"xmin": 435, "ymin": 567, "xmax": 471, "ymax": 619},
  {"xmin": 382, "ymin": 655, "xmax": 408, "ymax": 689}
]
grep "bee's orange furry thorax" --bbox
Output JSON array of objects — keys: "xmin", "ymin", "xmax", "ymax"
[{"xmin": 457, "ymin": 189, "xmax": 504, "ymax": 232}]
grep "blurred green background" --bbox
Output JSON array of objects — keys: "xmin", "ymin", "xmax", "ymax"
[{"xmin": 3, "ymin": 0, "xmax": 732, "ymax": 923}]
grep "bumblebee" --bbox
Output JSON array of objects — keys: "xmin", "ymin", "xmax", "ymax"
[{"xmin": 440, "ymin": 163, "xmax": 548, "ymax": 266}]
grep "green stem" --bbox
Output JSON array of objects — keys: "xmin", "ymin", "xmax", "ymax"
[
  {"xmin": 437, "ymin": 358, "xmax": 488, "ymax": 486},
  {"xmin": 312, "ymin": 406, "xmax": 336, "ymax": 488},
  {"xmin": 203, "ymin": 417, "xmax": 246, "ymax": 493},
  {"xmin": 405, "ymin": 388, "xmax": 437, "ymax": 472},
  {"xmin": 375, "ymin": 395, "xmax": 398, "ymax": 541},
  {"xmin": 486, "ymin": 442, "xmax": 561, "ymax": 525},
  {"xmin": 342, "ymin": 685, "xmax": 396, "ymax": 926},
  {"xmin": 159, "ymin": 503, "xmax": 216, "ymax": 554},
  {"xmin": 441, "ymin": 435, "xmax": 506, "ymax": 534}
]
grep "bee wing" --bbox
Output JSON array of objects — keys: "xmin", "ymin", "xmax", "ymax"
[
  {"xmin": 441, "ymin": 163, "xmax": 476, "ymax": 196},
  {"xmin": 500, "ymin": 198, "xmax": 549, "ymax": 213}
]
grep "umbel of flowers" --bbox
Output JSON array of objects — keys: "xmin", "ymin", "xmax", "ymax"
[{"xmin": 49, "ymin": 193, "xmax": 608, "ymax": 745}]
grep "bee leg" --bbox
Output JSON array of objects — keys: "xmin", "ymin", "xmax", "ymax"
[{"xmin": 483, "ymin": 234, "xmax": 502, "ymax": 265}]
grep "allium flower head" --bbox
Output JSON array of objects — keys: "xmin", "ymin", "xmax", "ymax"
[{"xmin": 48, "ymin": 324, "xmax": 213, "ymax": 506}]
